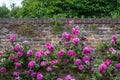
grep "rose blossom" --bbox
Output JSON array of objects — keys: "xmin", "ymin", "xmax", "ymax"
[
  {"xmin": 57, "ymin": 50, "xmax": 65, "ymax": 57},
  {"xmin": 115, "ymin": 63, "xmax": 120, "ymax": 69},
  {"xmin": 112, "ymin": 35, "xmax": 117, "ymax": 41},
  {"xmin": 45, "ymin": 42, "xmax": 54, "ymax": 51},
  {"xmin": 27, "ymin": 70, "xmax": 34, "ymax": 74},
  {"xmin": 14, "ymin": 58, "xmax": 19, "ymax": 62},
  {"xmin": 13, "ymin": 71, "xmax": 20, "ymax": 76},
  {"xmin": 0, "ymin": 67, "xmax": 6, "ymax": 73},
  {"xmin": 46, "ymin": 66, "xmax": 52, "ymax": 72},
  {"xmin": 82, "ymin": 46, "xmax": 93, "ymax": 54},
  {"xmin": 69, "ymin": 20, "xmax": 74, "ymax": 26},
  {"xmin": 82, "ymin": 36, "xmax": 87, "ymax": 41},
  {"xmin": 72, "ymin": 25, "xmax": 80, "ymax": 35},
  {"xmin": 13, "ymin": 44, "xmax": 24, "ymax": 52},
  {"xmin": 44, "ymin": 51, "xmax": 50, "ymax": 56},
  {"xmin": 62, "ymin": 32, "xmax": 71, "ymax": 42},
  {"xmin": 27, "ymin": 50, "xmax": 33, "ymax": 56},
  {"xmin": 37, "ymin": 72, "xmax": 43, "ymax": 80},
  {"xmin": 109, "ymin": 47, "xmax": 116, "ymax": 54},
  {"xmin": 67, "ymin": 50, "xmax": 76, "ymax": 57},
  {"xmin": 40, "ymin": 61, "xmax": 46, "ymax": 67},
  {"xmin": 51, "ymin": 59, "xmax": 60, "ymax": 65},
  {"xmin": 8, "ymin": 55, "xmax": 14, "ymax": 60},
  {"xmin": 0, "ymin": 51, "xmax": 3, "ymax": 55},
  {"xmin": 15, "ymin": 77, "xmax": 20, "ymax": 80},
  {"xmin": 85, "ymin": 61, "xmax": 90, "ymax": 65},
  {"xmin": 65, "ymin": 75, "xmax": 72, "ymax": 80},
  {"xmin": 98, "ymin": 64, "xmax": 107, "ymax": 74},
  {"xmin": 23, "ymin": 40, "xmax": 29, "ymax": 45},
  {"xmin": 82, "ymin": 56, "xmax": 91, "ymax": 62},
  {"xmin": 72, "ymin": 37, "xmax": 80, "ymax": 45},
  {"xmin": 78, "ymin": 65, "xmax": 84, "ymax": 70},
  {"xmin": 110, "ymin": 39, "xmax": 115, "ymax": 45},
  {"xmin": 17, "ymin": 51, "xmax": 23, "ymax": 57},
  {"xmin": 74, "ymin": 59, "xmax": 81, "ymax": 66},
  {"xmin": 104, "ymin": 59, "xmax": 111, "ymax": 66},
  {"xmin": 15, "ymin": 62, "xmax": 21, "ymax": 68},
  {"xmin": 117, "ymin": 53, "xmax": 120, "ymax": 58},
  {"xmin": 9, "ymin": 34, "xmax": 16, "ymax": 42},
  {"xmin": 28, "ymin": 60, "xmax": 36, "ymax": 68},
  {"xmin": 35, "ymin": 51, "xmax": 44, "ymax": 59}
]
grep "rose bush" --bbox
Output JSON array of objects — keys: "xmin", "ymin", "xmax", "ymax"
[
  {"xmin": 1, "ymin": 20, "xmax": 120, "ymax": 80},
  {"xmin": 96, "ymin": 35, "xmax": 120, "ymax": 79}
]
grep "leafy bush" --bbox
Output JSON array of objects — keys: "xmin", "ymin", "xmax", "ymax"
[{"xmin": 96, "ymin": 35, "xmax": 120, "ymax": 79}]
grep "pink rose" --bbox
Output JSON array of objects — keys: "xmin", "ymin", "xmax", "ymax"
[
  {"xmin": 78, "ymin": 65, "xmax": 84, "ymax": 70},
  {"xmin": 9, "ymin": 34, "xmax": 16, "ymax": 42},
  {"xmin": 72, "ymin": 37, "xmax": 80, "ymax": 45},
  {"xmin": 57, "ymin": 50, "xmax": 65, "ymax": 57},
  {"xmin": 46, "ymin": 66, "xmax": 52, "ymax": 72},
  {"xmin": 28, "ymin": 60, "xmax": 36, "ymax": 68},
  {"xmin": 67, "ymin": 50, "xmax": 76, "ymax": 57},
  {"xmin": 98, "ymin": 64, "xmax": 107, "ymax": 74},
  {"xmin": 72, "ymin": 25, "xmax": 80, "ymax": 35},
  {"xmin": 17, "ymin": 51, "xmax": 23, "ymax": 57},
  {"xmin": 74, "ymin": 59, "xmax": 81, "ymax": 66},
  {"xmin": 112, "ymin": 35, "xmax": 117, "ymax": 41},
  {"xmin": 116, "ymin": 63, "xmax": 120, "ymax": 69},
  {"xmin": 27, "ymin": 50, "xmax": 33, "ymax": 56},
  {"xmin": 45, "ymin": 42, "xmax": 54, "ymax": 51},
  {"xmin": 82, "ymin": 46, "xmax": 93, "ymax": 54},
  {"xmin": 104, "ymin": 59, "xmax": 111, "ymax": 66},
  {"xmin": 35, "ymin": 51, "xmax": 44, "ymax": 59}
]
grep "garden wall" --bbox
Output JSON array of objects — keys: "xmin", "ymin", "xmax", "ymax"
[
  {"xmin": 0, "ymin": 18, "xmax": 120, "ymax": 79},
  {"xmin": 0, "ymin": 18, "xmax": 120, "ymax": 50}
]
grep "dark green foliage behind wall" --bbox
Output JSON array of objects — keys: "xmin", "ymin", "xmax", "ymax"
[{"xmin": 0, "ymin": 0, "xmax": 120, "ymax": 18}]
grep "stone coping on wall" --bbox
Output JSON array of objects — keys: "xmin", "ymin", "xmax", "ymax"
[{"xmin": 0, "ymin": 18, "xmax": 120, "ymax": 24}]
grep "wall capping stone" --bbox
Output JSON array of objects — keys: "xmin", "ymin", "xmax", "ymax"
[{"xmin": 0, "ymin": 18, "xmax": 120, "ymax": 24}]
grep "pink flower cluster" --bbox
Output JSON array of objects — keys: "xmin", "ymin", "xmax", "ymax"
[
  {"xmin": 110, "ymin": 35, "xmax": 117, "ymax": 45},
  {"xmin": 74, "ymin": 56, "xmax": 92, "ymax": 70},
  {"xmin": 27, "ymin": 50, "xmax": 33, "ymax": 56},
  {"xmin": 13, "ymin": 44, "xmax": 24, "ymax": 52},
  {"xmin": 0, "ymin": 51, "xmax": 3, "ymax": 55},
  {"xmin": 99, "ymin": 59, "xmax": 111, "ymax": 74},
  {"xmin": 26, "ymin": 70, "xmax": 43, "ymax": 80},
  {"xmin": 28, "ymin": 60, "xmax": 36, "ymax": 68},
  {"xmin": 35, "ymin": 51, "xmax": 44, "ymax": 59},
  {"xmin": 45, "ymin": 42, "xmax": 54, "ymax": 51},
  {"xmin": 115, "ymin": 63, "xmax": 120, "ymax": 69},
  {"xmin": 72, "ymin": 37, "xmax": 80, "ymax": 45},
  {"xmin": 67, "ymin": 50, "xmax": 76, "ymax": 57},
  {"xmin": 57, "ymin": 50, "xmax": 65, "ymax": 57},
  {"xmin": 82, "ymin": 46, "xmax": 93, "ymax": 54},
  {"xmin": 72, "ymin": 25, "xmax": 80, "ymax": 35},
  {"xmin": 9, "ymin": 34, "xmax": 16, "ymax": 43},
  {"xmin": 0, "ymin": 67, "xmax": 6, "ymax": 73},
  {"xmin": 62, "ymin": 32, "xmax": 71, "ymax": 42}
]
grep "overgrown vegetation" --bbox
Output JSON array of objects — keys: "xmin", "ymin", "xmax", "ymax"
[{"xmin": 0, "ymin": 0, "xmax": 120, "ymax": 18}]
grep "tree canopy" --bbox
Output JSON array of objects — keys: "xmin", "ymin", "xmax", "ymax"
[
  {"xmin": 0, "ymin": 4, "xmax": 10, "ymax": 18},
  {"xmin": 20, "ymin": 0, "xmax": 119, "ymax": 18},
  {"xmin": 0, "ymin": 0, "xmax": 120, "ymax": 18}
]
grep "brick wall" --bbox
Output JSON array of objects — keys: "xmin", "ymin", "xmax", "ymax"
[
  {"xmin": 0, "ymin": 18, "xmax": 120, "ymax": 50},
  {"xmin": 0, "ymin": 18, "xmax": 120, "ymax": 79}
]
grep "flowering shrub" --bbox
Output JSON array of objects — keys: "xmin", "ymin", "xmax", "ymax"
[
  {"xmin": 96, "ymin": 35, "xmax": 120, "ymax": 79},
  {"xmin": 2, "ymin": 20, "xmax": 120, "ymax": 80}
]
